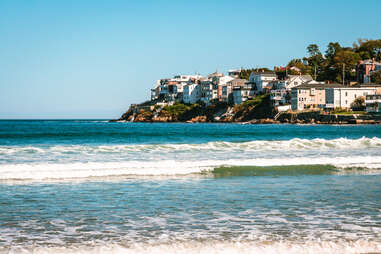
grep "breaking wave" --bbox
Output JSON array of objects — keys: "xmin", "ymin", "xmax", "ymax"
[
  {"xmin": 1, "ymin": 137, "xmax": 381, "ymax": 155},
  {"xmin": 1, "ymin": 137, "xmax": 381, "ymax": 181},
  {"xmin": 1, "ymin": 156, "xmax": 381, "ymax": 181}
]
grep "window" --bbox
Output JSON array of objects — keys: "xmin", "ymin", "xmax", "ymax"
[
  {"xmin": 345, "ymin": 92, "xmax": 348, "ymax": 96},
  {"xmin": 355, "ymin": 94, "xmax": 357, "ymax": 98}
]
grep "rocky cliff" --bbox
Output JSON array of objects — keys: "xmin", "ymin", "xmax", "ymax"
[{"xmin": 115, "ymin": 94, "xmax": 276, "ymax": 123}]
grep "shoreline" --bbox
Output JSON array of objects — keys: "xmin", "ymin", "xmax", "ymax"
[
  {"xmin": 111, "ymin": 117, "xmax": 381, "ymax": 125},
  {"xmin": 114, "ymin": 97, "xmax": 381, "ymax": 125}
]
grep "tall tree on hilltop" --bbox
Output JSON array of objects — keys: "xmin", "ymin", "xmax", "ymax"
[
  {"xmin": 325, "ymin": 42, "xmax": 342, "ymax": 63},
  {"xmin": 307, "ymin": 44, "xmax": 321, "ymax": 56},
  {"xmin": 333, "ymin": 50, "xmax": 361, "ymax": 84},
  {"xmin": 304, "ymin": 44, "xmax": 324, "ymax": 80},
  {"xmin": 354, "ymin": 39, "xmax": 381, "ymax": 61}
]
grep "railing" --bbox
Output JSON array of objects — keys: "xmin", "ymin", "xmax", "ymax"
[{"xmin": 274, "ymin": 112, "xmax": 282, "ymax": 120}]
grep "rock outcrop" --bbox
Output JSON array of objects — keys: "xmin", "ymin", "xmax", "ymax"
[{"xmin": 114, "ymin": 95, "xmax": 381, "ymax": 124}]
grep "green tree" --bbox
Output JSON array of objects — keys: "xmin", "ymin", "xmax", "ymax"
[
  {"xmin": 287, "ymin": 59, "xmax": 310, "ymax": 74},
  {"xmin": 371, "ymin": 70, "xmax": 381, "ymax": 83},
  {"xmin": 333, "ymin": 50, "xmax": 361, "ymax": 83},
  {"xmin": 351, "ymin": 96, "xmax": 365, "ymax": 111},
  {"xmin": 239, "ymin": 68, "xmax": 272, "ymax": 80},
  {"xmin": 307, "ymin": 44, "xmax": 321, "ymax": 56},
  {"xmin": 304, "ymin": 44, "xmax": 324, "ymax": 79},
  {"xmin": 354, "ymin": 39, "xmax": 381, "ymax": 61},
  {"xmin": 325, "ymin": 42, "xmax": 342, "ymax": 62}
]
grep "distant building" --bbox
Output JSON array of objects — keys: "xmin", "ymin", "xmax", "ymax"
[
  {"xmin": 291, "ymin": 83, "xmax": 343, "ymax": 111},
  {"xmin": 151, "ymin": 75, "xmax": 202, "ymax": 103},
  {"xmin": 217, "ymin": 76, "xmax": 234, "ymax": 102},
  {"xmin": 226, "ymin": 79, "xmax": 248, "ymax": 104},
  {"xmin": 208, "ymin": 71, "xmax": 224, "ymax": 79},
  {"xmin": 228, "ymin": 69, "xmax": 242, "ymax": 78},
  {"xmin": 232, "ymin": 82, "xmax": 254, "ymax": 105},
  {"xmin": 283, "ymin": 75, "xmax": 313, "ymax": 90},
  {"xmin": 248, "ymin": 71, "xmax": 277, "ymax": 93},
  {"xmin": 270, "ymin": 88, "xmax": 289, "ymax": 106},
  {"xmin": 356, "ymin": 59, "xmax": 381, "ymax": 83},
  {"xmin": 325, "ymin": 85, "xmax": 377, "ymax": 109},
  {"xmin": 199, "ymin": 79, "xmax": 215, "ymax": 105},
  {"xmin": 365, "ymin": 94, "xmax": 381, "ymax": 113},
  {"xmin": 291, "ymin": 83, "xmax": 380, "ymax": 111},
  {"xmin": 183, "ymin": 82, "xmax": 201, "ymax": 104}
]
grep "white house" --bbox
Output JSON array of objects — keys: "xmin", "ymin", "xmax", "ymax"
[
  {"xmin": 248, "ymin": 72, "xmax": 277, "ymax": 92},
  {"xmin": 183, "ymin": 83, "xmax": 201, "ymax": 104},
  {"xmin": 216, "ymin": 76, "xmax": 234, "ymax": 102},
  {"xmin": 228, "ymin": 69, "xmax": 242, "ymax": 78},
  {"xmin": 283, "ymin": 75, "xmax": 313, "ymax": 90},
  {"xmin": 325, "ymin": 86, "xmax": 378, "ymax": 109},
  {"xmin": 170, "ymin": 74, "xmax": 202, "ymax": 93}
]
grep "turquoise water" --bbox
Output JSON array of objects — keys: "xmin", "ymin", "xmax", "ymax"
[{"xmin": 1, "ymin": 121, "xmax": 381, "ymax": 253}]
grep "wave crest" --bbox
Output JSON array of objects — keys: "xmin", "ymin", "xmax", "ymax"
[{"xmin": 1, "ymin": 137, "xmax": 381, "ymax": 155}]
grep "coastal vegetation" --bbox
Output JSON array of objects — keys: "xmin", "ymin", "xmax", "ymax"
[
  {"xmin": 371, "ymin": 70, "xmax": 381, "ymax": 83},
  {"xmin": 239, "ymin": 39, "xmax": 381, "ymax": 84},
  {"xmin": 117, "ymin": 94, "xmax": 275, "ymax": 123}
]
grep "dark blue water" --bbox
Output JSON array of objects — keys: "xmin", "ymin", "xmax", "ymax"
[{"xmin": 1, "ymin": 120, "xmax": 381, "ymax": 145}]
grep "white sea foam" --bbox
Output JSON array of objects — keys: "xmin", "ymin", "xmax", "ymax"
[
  {"xmin": 1, "ymin": 137, "xmax": 381, "ymax": 155},
  {"xmin": 1, "ymin": 155, "xmax": 381, "ymax": 181},
  {"xmin": 1, "ymin": 137, "xmax": 380, "ymax": 181},
  {"xmin": 2, "ymin": 240, "xmax": 381, "ymax": 254}
]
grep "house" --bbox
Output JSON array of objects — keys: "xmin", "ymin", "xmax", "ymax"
[
  {"xmin": 365, "ymin": 94, "xmax": 381, "ymax": 113},
  {"xmin": 150, "ymin": 75, "xmax": 202, "ymax": 103},
  {"xmin": 151, "ymin": 79, "xmax": 170, "ymax": 101},
  {"xmin": 199, "ymin": 79, "xmax": 215, "ymax": 105},
  {"xmin": 291, "ymin": 83, "xmax": 380, "ymax": 111},
  {"xmin": 248, "ymin": 71, "xmax": 277, "ymax": 93},
  {"xmin": 226, "ymin": 79, "xmax": 248, "ymax": 104},
  {"xmin": 228, "ymin": 69, "xmax": 242, "ymax": 78},
  {"xmin": 356, "ymin": 59, "xmax": 381, "ymax": 83},
  {"xmin": 232, "ymin": 81, "xmax": 254, "ymax": 105},
  {"xmin": 208, "ymin": 71, "xmax": 224, "ymax": 79},
  {"xmin": 291, "ymin": 83, "xmax": 343, "ymax": 111},
  {"xmin": 270, "ymin": 75, "xmax": 318, "ymax": 106},
  {"xmin": 183, "ymin": 82, "xmax": 201, "ymax": 104},
  {"xmin": 270, "ymin": 88, "xmax": 289, "ymax": 106},
  {"xmin": 325, "ymin": 85, "xmax": 378, "ymax": 109},
  {"xmin": 217, "ymin": 76, "xmax": 234, "ymax": 102},
  {"xmin": 283, "ymin": 75, "xmax": 313, "ymax": 90}
]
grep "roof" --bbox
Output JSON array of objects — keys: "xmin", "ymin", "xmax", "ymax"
[
  {"xmin": 352, "ymin": 83, "xmax": 381, "ymax": 87},
  {"xmin": 288, "ymin": 75, "xmax": 313, "ymax": 81},
  {"xmin": 227, "ymin": 78, "xmax": 248, "ymax": 85},
  {"xmin": 228, "ymin": 69, "xmax": 242, "ymax": 73},
  {"xmin": 207, "ymin": 71, "xmax": 224, "ymax": 78},
  {"xmin": 294, "ymin": 83, "xmax": 345, "ymax": 89},
  {"xmin": 251, "ymin": 72, "xmax": 276, "ymax": 77}
]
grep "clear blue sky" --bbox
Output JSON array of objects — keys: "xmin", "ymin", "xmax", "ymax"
[{"xmin": 1, "ymin": 0, "xmax": 380, "ymax": 119}]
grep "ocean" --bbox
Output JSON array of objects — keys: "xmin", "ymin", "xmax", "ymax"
[{"xmin": 0, "ymin": 120, "xmax": 381, "ymax": 253}]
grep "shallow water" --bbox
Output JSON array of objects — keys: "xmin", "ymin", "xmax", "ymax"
[{"xmin": 1, "ymin": 121, "xmax": 381, "ymax": 253}]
